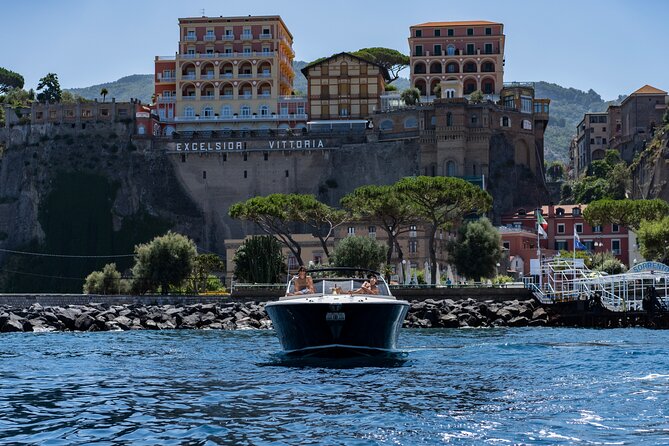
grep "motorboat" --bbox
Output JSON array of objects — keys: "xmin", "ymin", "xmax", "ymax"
[{"xmin": 265, "ymin": 267, "xmax": 410, "ymax": 357}]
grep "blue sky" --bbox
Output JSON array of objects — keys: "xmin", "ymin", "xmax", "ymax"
[{"xmin": 3, "ymin": 0, "xmax": 667, "ymax": 100}]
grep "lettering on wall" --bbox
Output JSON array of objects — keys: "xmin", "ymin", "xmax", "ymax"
[{"xmin": 172, "ymin": 140, "xmax": 326, "ymax": 152}]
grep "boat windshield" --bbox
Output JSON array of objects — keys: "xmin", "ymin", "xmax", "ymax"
[{"xmin": 285, "ymin": 273, "xmax": 391, "ymax": 296}]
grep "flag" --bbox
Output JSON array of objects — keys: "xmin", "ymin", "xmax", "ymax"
[
  {"xmin": 536, "ymin": 211, "xmax": 548, "ymax": 230},
  {"xmin": 574, "ymin": 231, "xmax": 587, "ymax": 250},
  {"xmin": 538, "ymin": 225, "xmax": 548, "ymax": 239}
]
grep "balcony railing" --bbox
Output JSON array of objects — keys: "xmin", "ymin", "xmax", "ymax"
[
  {"xmin": 238, "ymin": 74, "xmax": 253, "ymax": 78},
  {"xmin": 220, "ymin": 94, "xmax": 234, "ymax": 99},
  {"xmin": 182, "ymin": 74, "xmax": 196, "ymax": 80},
  {"xmin": 178, "ymin": 51, "xmax": 276, "ymax": 60},
  {"xmin": 259, "ymin": 33, "xmax": 273, "ymax": 39},
  {"xmin": 158, "ymin": 76, "xmax": 176, "ymax": 82},
  {"xmin": 157, "ymin": 97, "xmax": 176, "ymax": 103},
  {"xmin": 185, "ymin": 35, "xmax": 196, "ymax": 41},
  {"xmin": 202, "ymin": 73, "xmax": 215, "ymax": 79},
  {"xmin": 259, "ymin": 72, "xmax": 272, "ymax": 77},
  {"xmin": 223, "ymin": 34, "xmax": 234, "ymax": 40},
  {"xmin": 241, "ymin": 33, "xmax": 253, "ymax": 40},
  {"xmin": 278, "ymin": 96, "xmax": 308, "ymax": 103},
  {"xmin": 204, "ymin": 35, "xmax": 216, "ymax": 41},
  {"xmin": 174, "ymin": 114, "xmax": 308, "ymax": 122}
]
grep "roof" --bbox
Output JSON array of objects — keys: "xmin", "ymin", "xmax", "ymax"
[
  {"xmin": 630, "ymin": 84, "xmax": 667, "ymax": 95},
  {"xmin": 300, "ymin": 52, "xmax": 391, "ymax": 82},
  {"xmin": 412, "ymin": 20, "xmax": 501, "ymax": 27}
]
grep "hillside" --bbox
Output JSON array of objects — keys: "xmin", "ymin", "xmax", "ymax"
[
  {"xmin": 65, "ymin": 68, "xmax": 622, "ymax": 163},
  {"xmin": 66, "ymin": 74, "xmax": 154, "ymax": 103}
]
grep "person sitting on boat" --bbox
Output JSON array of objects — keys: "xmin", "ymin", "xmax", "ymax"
[
  {"xmin": 287, "ymin": 266, "xmax": 315, "ymax": 295},
  {"xmin": 352, "ymin": 274, "xmax": 380, "ymax": 295}
]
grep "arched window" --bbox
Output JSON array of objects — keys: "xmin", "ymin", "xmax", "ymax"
[
  {"xmin": 446, "ymin": 160, "xmax": 456, "ymax": 176},
  {"xmin": 414, "ymin": 62, "xmax": 426, "ymax": 74},
  {"xmin": 446, "ymin": 112, "xmax": 453, "ymax": 127},
  {"xmin": 259, "ymin": 105, "xmax": 269, "ymax": 116},
  {"xmin": 463, "ymin": 62, "xmax": 477, "ymax": 73},
  {"xmin": 446, "ymin": 45, "xmax": 456, "ymax": 56},
  {"xmin": 221, "ymin": 105, "xmax": 231, "ymax": 117},
  {"xmin": 240, "ymin": 105, "xmax": 251, "ymax": 117},
  {"xmin": 184, "ymin": 106, "xmax": 194, "ymax": 117},
  {"xmin": 446, "ymin": 62, "xmax": 458, "ymax": 73},
  {"xmin": 404, "ymin": 117, "xmax": 418, "ymax": 129},
  {"xmin": 429, "ymin": 62, "xmax": 442, "ymax": 73},
  {"xmin": 445, "ymin": 89, "xmax": 455, "ymax": 98},
  {"xmin": 202, "ymin": 106, "xmax": 214, "ymax": 117},
  {"xmin": 379, "ymin": 119, "xmax": 393, "ymax": 131}
]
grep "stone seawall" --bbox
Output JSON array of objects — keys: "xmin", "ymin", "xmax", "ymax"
[{"xmin": 0, "ymin": 298, "xmax": 552, "ymax": 333}]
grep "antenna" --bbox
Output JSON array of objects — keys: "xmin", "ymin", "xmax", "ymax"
[{"xmin": 201, "ymin": 8, "xmax": 205, "ymax": 16}]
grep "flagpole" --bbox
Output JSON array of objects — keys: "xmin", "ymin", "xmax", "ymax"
[
  {"xmin": 537, "ymin": 209, "xmax": 542, "ymax": 289},
  {"xmin": 573, "ymin": 230, "xmax": 576, "ymax": 267}
]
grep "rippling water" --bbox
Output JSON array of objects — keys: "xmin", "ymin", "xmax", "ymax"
[{"xmin": 1, "ymin": 328, "xmax": 669, "ymax": 445}]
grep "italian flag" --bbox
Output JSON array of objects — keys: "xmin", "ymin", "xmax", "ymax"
[{"xmin": 537, "ymin": 212, "xmax": 548, "ymax": 230}]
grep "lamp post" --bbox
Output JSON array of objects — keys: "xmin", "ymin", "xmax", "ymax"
[{"xmin": 495, "ymin": 262, "xmax": 500, "ymax": 276}]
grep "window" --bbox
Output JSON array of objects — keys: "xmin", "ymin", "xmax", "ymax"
[
  {"xmin": 285, "ymin": 170, "xmax": 289, "ymax": 178},
  {"xmin": 467, "ymin": 28, "xmax": 474, "ymax": 36},
  {"xmin": 202, "ymin": 106, "xmax": 214, "ymax": 117},
  {"xmin": 264, "ymin": 153, "xmax": 268, "ymax": 161},
  {"xmin": 415, "ymin": 29, "xmax": 422, "ymax": 37},
  {"xmin": 521, "ymin": 96, "xmax": 533, "ymax": 113},
  {"xmin": 602, "ymin": 138, "xmax": 607, "ymax": 144},
  {"xmin": 368, "ymin": 226, "xmax": 376, "ymax": 238},
  {"xmin": 592, "ymin": 225, "xmax": 602, "ymax": 233},
  {"xmin": 409, "ymin": 241, "xmax": 418, "ymax": 253},
  {"xmin": 415, "ymin": 45, "xmax": 423, "ymax": 56},
  {"xmin": 446, "ymin": 45, "xmax": 455, "ymax": 56},
  {"xmin": 557, "ymin": 223, "xmax": 565, "ymax": 234},
  {"xmin": 202, "ymin": 170, "xmax": 207, "ymax": 179},
  {"xmin": 243, "ymin": 170, "xmax": 248, "ymax": 178},
  {"xmin": 447, "ymin": 28, "xmax": 454, "ymax": 36},
  {"xmin": 240, "ymin": 105, "xmax": 251, "ymax": 117},
  {"xmin": 575, "ymin": 223, "xmax": 583, "ymax": 233},
  {"xmin": 484, "ymin": 43, "xmax": 493, "ymax": 54},
  {"xmin": 501, "ymin": 116, "xmax": 510, "ymax": 127},
  {"xmin": 485, "ymin": 27, "xmax": 492, "ymax": 35},
  {"xmin": 347, "ymin": 227, "xmax": 355, "ymax": 236},
  {"xmin": 612, "ymin": 224, "xmax": 619, "ymax": 233},
  {"xmin": 573, "ymin": 208, "xmax": 581, "ymax": 216},
  {"xmin": 259, "ymin": 105, "xmax": 269, "ymax": 116},
  {"xmin": 503, "ymin": 96, "xmax": 514, "ymax": 109},
  {"xmin": 404, "ymin": 117, "xmax": 418, "ymax": 129},
  {"xmin": 555, "ymin": 241, "xmax": 568, "ymax": 251},
  {"xmin": 522, "ymin": 119, "xmax": 532, "ymax": 130},
  {"xmin": 434, "ymin": 44, "xmax": 442, "ymax": 56},
  {"xmin": 221, "ymin": 106, "xmax": 231, "ymax": 117},
  {"xmin": 503, "ymin": 241, "xmax": 510, "ymax": 250},
  {"xmin": 471, "ymin": 114, "xmax": 478, "ymax": 125},
  {"xmin": 446, "ymin": 112, "xmax": 453, "ymax": 127},
  {"xmin": 612, "ymin": 239, "xmax": 621, "ymax": 255},
  {"xmin": 184, "ymin": 106, "xmax": 194, "ymax": 117},
  {"xmin": 434, "ymin": 29, "xmax": 440, "ymax": 37},
  {"xmin": 590, "ymin": 138, "xmax": 595, "ymax": 144},
  {"xmin": 409, "ymin": 225, "xmax": 417, "ymax": 238},
  {"xmin": 466, "ymin": 43, "xmax": 475, "ymax": 55}
]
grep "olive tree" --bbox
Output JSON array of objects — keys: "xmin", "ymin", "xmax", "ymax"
[{"xmin": 131, "ymin": 231, "xmax": 197, "ymax": 294}]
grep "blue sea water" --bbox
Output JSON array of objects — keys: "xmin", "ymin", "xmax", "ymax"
[{"xmin": 1, "ymin": 328, "xmax": 669, "ymax": 445}]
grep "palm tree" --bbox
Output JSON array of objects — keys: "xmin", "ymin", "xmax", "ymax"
[{"xmin": 100, "ymin": 88, "xmax": 108, "ymax": 102}]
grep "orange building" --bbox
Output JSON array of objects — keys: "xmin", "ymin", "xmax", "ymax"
[
  {"xmin": 408, "ymin": 20, "xmax": 505, "ymax": 99},
  {"xmin": 154, "ymin": 15, "xmax": 306, "ymax": 135}
]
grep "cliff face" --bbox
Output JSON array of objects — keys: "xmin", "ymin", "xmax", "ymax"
[
  {"xmin": 631, "ymin": 126, "xmax": 669, "ymax": 201},
  {"xmin": 0, "ymin": 124, "xmax": 204, "ymax": 292}
]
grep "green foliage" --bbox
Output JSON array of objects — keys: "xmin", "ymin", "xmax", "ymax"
[
  {"xmin": 131, "ymin": 231, "xmax": 197, "ymax": 294},
  {"xmin": 572, "ymin": 149, "xmax": 630, "ymax": 203},
  {"xmin": 400, "ymin": 88, "xmax": 420, "ymax": 106},
  {"xmin": 36, "ymin": 73, "xmax": 62, "ymax": 104},
  {"xmin": 583, "ymin": 199, "xmax": 669, "ymax": 231},
  {"xmin": 190, "ymin": 253, "xmax": 225, "ymax": 293},
  {"xmin": 341, "ymin": 184, "xmax": 414, "ymax": 264},
  {"xmin": 492, "ymin": 275, "xmax": 514, "ymax": 284},
  {"xmin": 469, "ymin": 90, "xmax": 484, "ymax": 104},
  {"xmin": 83, "ymin": 263, "xmax": 129, "ymax": 294},
  {"xmin": 233, "ymin": 235, "xmax": 285, "ymax": 283},
  {"xmin": 447, "ymin": 218, "xmax": 502, "ymax": 280},
  {"xmin": 229, "ymin": 193, "xmax": 346, "ymax": 262},
  {"xmin": 0, "ymin": 67, "xmax": 24, "ymax": 93},
  {"xmin": 558, "ymin": 250, "xmax": 593, "ymax": 268},
  {"xmin": 351, "ymin": 47, "xmax": 409, "ymax": 81},
  {"xmin": 663, "ymin": 109, "xmax": 669, "ymax": 127},
  {"xmin": 100, "ymin": 88, "xmax": 108, "ymax": 102},
  {"xmin": 395, "ymin": 176, "xmax": 492, "ymax": 284},
  {"xmin": 331, "ymin": 236, "xmax": 386, "ymax": 271},
  {"xmin": 590, "ymin": 251, "xmax": 626, "ymax": 274},
  {"xmin": 65, "ymin": 74, "xmax": 154, "ymax": 103},
  {"xmin": 384, "ymin": 83, "xmax": 397, "ymax": 92},
  {"xmin": 637, "ymin": 216, "xmax": 669, "ymax": 264},
  {"xmin": 546, "ymin": 161, "xmax": 566, "ymax": 182},
  {"xmin": 573, "ymin": 177, "xmax": 609, "ymax": 203}
]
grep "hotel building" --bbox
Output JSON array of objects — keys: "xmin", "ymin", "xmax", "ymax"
[
  {"xmin": 574, "ymin": 112, "xmax": 609, "ymax": 178},
  {"xmin": 408, "ymin": 20, "xmax": 505, "ymax": 99},
  {"xmin": 301, "ymin": 52, "xmax": 390, "ymax": 121},
  {"xmin": 153, "ymin": 15, "xmax": 306, "ymax": 135}
]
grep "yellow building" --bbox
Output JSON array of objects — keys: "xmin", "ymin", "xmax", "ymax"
[
  {"xmin": 154, "ymin": 15, "xmax": 307, "ymax": 135},
  {"xmin": 301, "ymin": 52, "xmax": 390, "ymax": 120}
]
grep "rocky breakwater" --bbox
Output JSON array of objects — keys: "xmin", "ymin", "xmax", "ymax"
[
  {"xmin": 405, "ymin": 298, "xmax": 551, "ymax": 328},
  {"xmin": 0, "ymin": 299, "xmax": 553, "ymax": 333},
  {"xmin": 0, "ymin": 303, "xmax": 270, "ymax": 333}
]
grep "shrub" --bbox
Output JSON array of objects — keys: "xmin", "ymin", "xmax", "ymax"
[
  {"xmin": 83, "ymin": 263, "xmax": 129, "ymax": 294},
  {"xmin": 331, "ymin": 236, "xmax": 386, "ymax": 271}
]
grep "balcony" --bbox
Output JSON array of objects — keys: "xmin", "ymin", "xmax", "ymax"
[
  {"xmin": 223, "ymin": 34, "xmax": 234, "ymax": 40},
  {"xmin": 174, "ymin": 113, "xmax": 308, "ymax": 122},
  {"xmin": 201, "ymin": 73, "xmax": 215, "ymax": 79},
  {"xmin": 157, "ymin": 97, "xmax": 176, "ymax": 104},
  {"xmin": 204, "ymin": 35, "xmax": 216, "ymax": 41},
  {"xmin": 238, "ymin": 74, "xmax": 253, "ymax": 78},
  {"xmin": 240, "ymin": 93, "xmax": 253, "ymax": 99},
  {"xmin": 259, "ymin": 33, "xmax": 273, "ymax": 39},
  {"xmin": 182, "ymin": 74, "xmax": 196, "ymax": 80},
  {"xmin": 259, "ymin": 72, "xmax": 272, "ymax": 78},
  {"xmin": 241, "ymin": 33, "xmax": 253, "ymax": 40},
  {"xmin": 158, "ymin": 76, "xmax": 176, "ymax": 82},
  {"xmin": 220, "ymin": 94, "xmax": 234, "ymax": 99},
  {"xmin": 278, "ymin": 96, "xmax": 308, "ymax": 102},
  {"xmin": 185, "ymin": 35, "xmax": 196, "ymax": 41}
]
